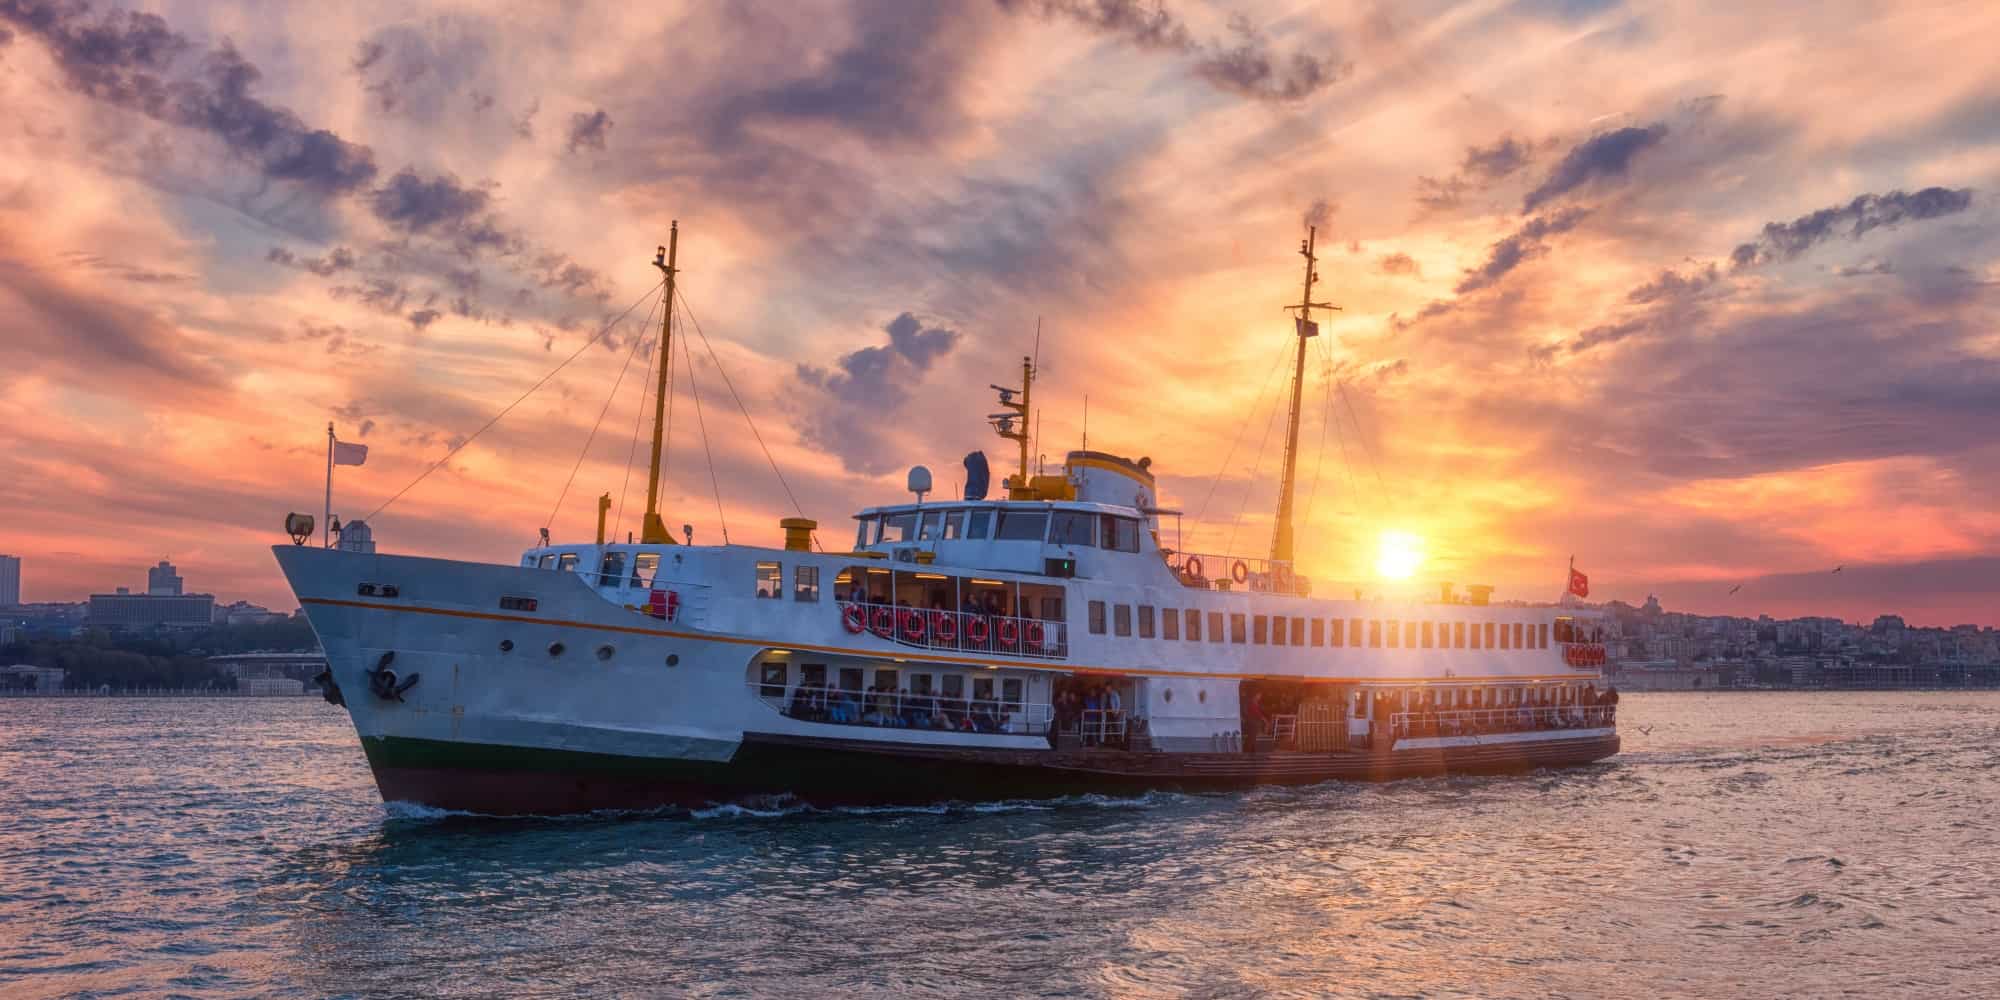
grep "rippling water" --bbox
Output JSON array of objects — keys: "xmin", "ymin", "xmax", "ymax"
[{"xmin": 2, "ymin": 693, "xmax": 1997, "ymax": 998}]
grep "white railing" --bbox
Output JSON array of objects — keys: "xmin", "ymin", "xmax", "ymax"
[
  {"xmin": 1387, "ymin": 705, "xmax": 1616, "ymax": 740},
  {"xmin": 1078, "ymin": 708, "xmax": 1128, "ymax": 745},
  {"xmin": 838, "ymin": 601, "xmax": 1069, "ymax": 659},
  {"xmin": 752, "ymin": 681, "xmax": 1054, "ymax": 736},
  {"xmin": 1160, "ymin": 550, "xmax": 1307, "ymax": 595}
]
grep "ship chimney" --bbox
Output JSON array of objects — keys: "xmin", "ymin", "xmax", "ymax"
[{"xmin": 780, "ymin": 517, "xmax": 817, "ymax": 552}]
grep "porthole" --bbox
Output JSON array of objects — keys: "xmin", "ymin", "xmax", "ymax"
[
  {"xmin": 498, "ymin": 639, "xmax": 514, "ymax": 653},
  {"xmin": 1162, "ymin": 688, "xmax": 1174, "ymax": 703},
  {"xmin": 596, "ymin": 644, "xmax": 615, "ymax": 661},
  {"xmin": 665, "ymin": 653, "xmax": 680, "ymax": 667},
  {"xmin": 548, "ymin": 641, "xmax": 566, "ymax": 657},
  {"xmin": 1198, "ymin": 689, "xmax": 1208, "ymax": 704}
]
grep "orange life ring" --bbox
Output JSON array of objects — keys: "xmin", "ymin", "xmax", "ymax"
[
  {"xmin": 997, "ymin": 618, "xmax": 1019, "ymax": 648},
  {"xmin": 1025, "ymin": 620, "xmax": 1045, "ymax": 647},
  {"xmin": 933, "ymin": 611, "xmax": 957, "ymax": 642},
  {"xmin": 966, "ymin": 616, "xmax": 990, "ymax": 643},
  {"xmin": 1231, "ymin": 560, "xmax": 1249, "ymax": 584},
  {"xmin": 1184, "ymin": 556, "xmax": 1204, "ymax": 580},
  {"xmin": 842, "ymin": 604, "xmax": 866, "ymax": 634},
  {"xmin": 871, "ymin": 606, "xmax": 895, "ymax": 636},
  {"xmin": 900, "ymin": 608, "xmax": 924, "ymax": 640}
]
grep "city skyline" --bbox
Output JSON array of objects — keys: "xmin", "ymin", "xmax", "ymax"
[{"xmin": 2, "ymin": 2, "xmax": 1997, "ymax": 625}]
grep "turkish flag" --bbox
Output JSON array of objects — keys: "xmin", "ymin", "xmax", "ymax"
[{"xmin": 1568, "ymin": 567, "xmax": 1589, "ymax": 598}]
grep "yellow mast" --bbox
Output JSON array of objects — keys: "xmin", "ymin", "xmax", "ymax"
[
  {"xmin": 641, "ymin": 224, "xmax": 680, "ymax": 544},
  {"xmin": 1271, "ymin": 225, "xmax": 1337, "ymax": 567},
  {"xmin": 992, "ymin": 355, "xmax": 1034, "ymax": 497}
]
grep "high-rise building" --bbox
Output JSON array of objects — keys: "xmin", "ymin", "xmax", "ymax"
[
  {"xmin": 0, "ymin": 554, "xmax": 19, "ymax": 607},
  {"xmin": 147, "ymin": 559, "xmax": 184, "ymax": 597}
]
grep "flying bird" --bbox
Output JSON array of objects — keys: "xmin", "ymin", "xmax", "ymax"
[
  {"xmin": 1831, "ymin": 565, "xmax": 1844, "ymax": 574},
  {"xmin": 1728, "ymin": 584, "xmax": 1742, "ymax": 595},
  {"xmin": 1638, "ymin": 725, "xmax": 1654, "ymax": 736}
]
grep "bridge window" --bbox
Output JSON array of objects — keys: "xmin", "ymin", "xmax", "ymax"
[
  {"xmin": 633, "ymin": 552, "xmax": 659, "ymax": 588},
  {"xmin": 755, "ymin": 561, "xmax": 781, "ymax": 598},
  {"xmin": 918, "ymin": 511, "xmax": 944, "ymax": 540},
  {"xmin": 1138, "ymin": 605, "xmax": 1155, "ymax": 638},
  {"xmin": 881, "ymin": 512, "xmax": 916, "ymax": 543},
  {"xmin": 794, "ymin": 566, "xmax": 819, "ymax": 601},
  {"xmin": 1162, "ymin": 607, "xmax": 1179, "ymax": 640},
  {"xmin": 854, "ymin": 516, "xmax": 874, "ymax": 548},
  {"xmin": 597, "ymin": 550, "xmax": 626, "ymax": 587},
  {"xmin": 1252, "ymin": 615, "xmax": 1267, "ymax": 645},
  {"xmin": 996, "ymin": 510, "xmax": 1048, "ymax": 541},
  {"xmin": 1087, "ymin": 600, "xmax": 1107, "ymax": 634},
  {"xmin": 1330, "ymin": 618, "xmax": 1344, "ymax": 647},
  {"xmin": 1050, "ymin": 511, "xmax": 1096, "ymax": 547},
  {"xmin": 557, "ymin": 553, "xmax": 579, "ymax": 572},
  {"xmin": 964, "ymin": 509, "xmax": 993, "ymax": 540},
  {"xmin": 941, "ymin": 510, "xmax": 965, "ymax": 539},
  {"xmin": 537, "ymin": 553, "xmax": 556, "ymax": 569},
  {"xmin": 1311, "ymin": 618, "xmax": 1325, "ymax": 646},
  {"xmin": 1101, "ymin": 515, "xmax": 1142, "ymax": 553},
  {"xmin": 1421, "ymin": 621, "xmax": 1434, "ymax": 648},
  {"xmin": 1208, "ymin": 611, "xmax": 1223, "ymax": 643},
  {"xmin": 1114, "ymin": 604, "xmax": 1132, "ymax": 637}
]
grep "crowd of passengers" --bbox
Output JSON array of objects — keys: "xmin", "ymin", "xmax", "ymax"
[
  {"xmin": 1052, "ymin": 679, "xmax": 1144, "ymax": 748},
  {"xmin": 841, "ymin": 585, "xmax": 1036, "ymax": 621},
  {"xmin": 784, "ymin": 680, "xmax": 1018, "ymax": 733},
  {"xmin": 1380, "ymin": 685, "xmax": 1619, "ymax": 740}
]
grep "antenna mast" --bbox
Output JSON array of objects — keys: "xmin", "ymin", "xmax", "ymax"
[
  {"xmin": 1272, "ymin": 225, "xmax": 1338, "ymax": 567},
  {"xmin": 642, "ymin": 223, "xmax": 680, "ymax": 544}
]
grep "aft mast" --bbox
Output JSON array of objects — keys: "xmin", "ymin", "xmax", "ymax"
[
  {"xmin": 1271, "ymin": 226, "xmax": 1337, "ymax": 567},
  {"xmin": 641, "ymin": 224, "xmax": 680, "ymax": 545}
]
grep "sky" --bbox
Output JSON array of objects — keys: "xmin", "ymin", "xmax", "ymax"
[{"xmin": 2, "ymin": 0, "xmax": 1997, "ymax": 627}]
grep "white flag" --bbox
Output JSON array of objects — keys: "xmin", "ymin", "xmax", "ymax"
[{"xmin": 333, "ymin": 439, "xmax": 368, "ymax": 466}]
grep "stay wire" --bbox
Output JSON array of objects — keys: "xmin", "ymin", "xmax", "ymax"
[
  {"xmin": 1186, "ymin": 334, "xmax": 1296, "ymax": 551},
  {"xmin": 680, "ymin": 301, "xmax": 729, "ymax": 545},
  {"xmin": 364, "ymin": 280, "xmax": 661, "ymax": 523},
  {"xmin": 1222, "ymin": 359, "xmax": 1289, "ymax": 557},
  {"xmin": 674, "ymin": 285, "xmax": 821, "ymax": 551},
  {"xmin": 1301, "ymin": 337, "xmax": 1338, "ymax": 523},
  {"xmin": 545, "ymin": 296, "xmax": 654, "ymax": 532},
  {"xmin": 613, "ymin": 318, "xmax": 660, "ymax": 539}
]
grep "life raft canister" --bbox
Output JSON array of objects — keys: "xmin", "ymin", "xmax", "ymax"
[
  {"xmin": 842, "ymin": 603, "xmax": 866, "ymax": 633},
  {"xmin": 1231, "ymin": 560, "xmax": 1250, "ymax": 584}
]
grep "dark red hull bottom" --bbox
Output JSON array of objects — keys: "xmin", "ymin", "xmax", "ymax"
[{"xmin": 362, "ymin": 731, "xmax": 1622, "ymax": 816}]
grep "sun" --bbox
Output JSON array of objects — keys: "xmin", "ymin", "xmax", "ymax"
[{"xmin": 1375, "ymin": 531, "xmax": 1424, "ymax": 580}]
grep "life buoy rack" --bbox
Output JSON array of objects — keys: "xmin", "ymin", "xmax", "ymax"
[
  {"xmin": 1231, "ymin": 560, "xmax": 1250, "ymax": 584},
  {"xmin": 871, "ymin": 606, "xmax": 895, "ymax": 637},
  {"xmin": 842, "ymin": 603, "xmax": 866, "ymax": 634},
  {"xmin": 965, "ymin": 616, "xmax": 990, "ymax": 644},
  {"xmin": 900, "ymin": 608, "xmax": 925, "ymax": 641},
  {"xmin": 933, "ymin": 611, "xmax": 957, "ymax": 642},
  {"xmin": 997, "ymin": 618, "xmax": 1020, "ymax": 648},
  {"xmin": 1025, "ymin": 620, "xmax": 1045, "ymax": 648}
]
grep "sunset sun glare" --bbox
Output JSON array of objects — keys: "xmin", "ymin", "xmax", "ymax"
[{"xmin": 1375, "ymin": 531, "xmax": 1424, "ymax": 580}]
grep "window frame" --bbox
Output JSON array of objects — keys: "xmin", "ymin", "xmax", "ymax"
[
  {"xmin": 1162, "ymin": 608, "xmax": 1179, "ymax": 640},
  {"xmin": 754, "ymin": 560, "xmax": 782, "ymax": 599},
  {"xmin": 1330, "ymin": 618, "xmax": 1344, "ymax": 647},
  {"xmin": 1113, "ymin": 604, "xmax": 1133, "ymax": 637},
  {"xmin": 793, "ymin": 565, "xmax": 820, "ymax": 602},
  {"xmin": 1311, "ymin": 618, "xmax": 1325, "ymax": 647},
  {"xmin": 1087, "ymin": 600, "xmax": 1107, "ymax": 635},
  {"xmin": 964, "ymin": 509, "xmax": 993, "ymax": 540},
  {"xmin": 1252, "ymin": 614, "xmax": 1268, "ymax": 645},
  {"xmin": 995, "ymin": 510, "xmax": 1050, "ymax": 542},
  {"xmin": 1137, "ymin": 605, "xmax": 1156, "ymax": 639}
]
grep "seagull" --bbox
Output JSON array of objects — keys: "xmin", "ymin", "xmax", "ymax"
[
  {"xmin": 1831, "ymin": 565, "xmax": 1844, "ymax": 574},
  {"xmin": 1728, "ymin": 584, "xmax": 1742, "ymax": 595},
  {"xmin": 1638, "ymin": 725, "xmax": 1654, "ymax": 736}
]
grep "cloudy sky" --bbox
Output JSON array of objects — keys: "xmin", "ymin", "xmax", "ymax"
[{"xmin": 2, "ymin": 0, "xmax": 1997, "ymax": 626}]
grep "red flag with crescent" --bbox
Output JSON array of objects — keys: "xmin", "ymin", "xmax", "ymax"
[{"xmin": 1568, "ymin": 566, "xmax": 1589, "ymax": 598}]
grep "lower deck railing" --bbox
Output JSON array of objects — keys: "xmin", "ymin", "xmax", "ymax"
[
  {"xmin": 1387, "ymin": 705, "xmax": 1616, "ymax": 741},
  {"xmin": 757, "ymin": 682, "xmax": 1054, "ymax": 736}
]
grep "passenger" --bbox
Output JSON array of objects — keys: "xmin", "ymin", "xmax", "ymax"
[
  {"xmin": 1083, "ymin": 687, "xmax": 1103, "ymax": 745},
  {"xmin": 1243, "ymin": 690, "xmax": 1266, "ymax": 754},
  {"xmin": 787, "ymin": 683, "xmax": 813, "ymax": 719}
]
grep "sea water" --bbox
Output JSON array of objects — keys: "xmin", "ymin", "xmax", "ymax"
[{"xmin": 1, "ymin": 692, "xmax": 1996, "ymax": 998}]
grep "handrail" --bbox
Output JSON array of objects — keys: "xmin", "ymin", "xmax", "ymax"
[
  {"xmin": 753, "ymin": 680, "xmax": 1054, "ymax": 735},
  {"xmin": 1386, "ymin": 705, "xmax": 1616, "ymax": 740},
  {"xmin": 837, "ymin": 600, "xmax": 1069, "ymax": 660},
  {"xmin": 1160, "ymin": 549, "xmax": 1307, "ymax": 595}
]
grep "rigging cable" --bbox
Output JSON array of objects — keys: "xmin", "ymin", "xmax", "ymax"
[
  {"xmin": 1185, "ymin": 333, "xmax": 1296, "ymax": 552},
  {"xmin": 674, "ymin": 285, "xmax": 820, "ymax": 551},
  {"xmin": 679, "ymin": 300, "xmax": 730, "ymax": 545},
  {"xmin": 1221, "ymin": 355, "xmax": 1291, "ymax": 558},
  {"xmin": 545, "ymin": 296, "xmax": 655, "ymax": 532},
  {"xmin": 612, "ymin": 321, "xmax": 660, "ymax": 540},
  {"xmin": 1301, "ymin": 335, "xmax": 1340, "ymax": 523},
  {"xmin": 363, "ymin": 280, "xmax": 662, "ymax": 523}
]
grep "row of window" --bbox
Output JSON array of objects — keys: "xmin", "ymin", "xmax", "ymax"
[
  {"xmin": 755, "ymin": 561, "xmax": 820, "ymax": 601},
  {"xmin": 857, "ymin": 508, "xmax": 1143, "ymax": 553},
  {"xmin": 527, "ymin": 550, "xmax": 661, "ymax": 589},
  {"xmin": 1083, "ymin": 601, "xmax": 1554, "ymax": 651},
  {"xmin": 759, "ymin": 661, "xmax": 1027, "ymax": 707}
]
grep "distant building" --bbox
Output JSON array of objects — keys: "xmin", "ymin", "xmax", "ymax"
[
  {"xmin": 1, "ymin": 663, "xmax": 66, "ymax": 693},
  {"xmin": 147, "ymin": 560, "xmax": 184, "ymax": 597},
  {"xmin": 219, "ymin": 601, "xmax": 291, "ymax": 626},
  {"xmin": 208, "ymin": 651, "xmax": 324, "ymax": 696},
  {"xmin": 0, "ymin": 554, "xmax": 19, "ymax": 607},
  {"xmin": 87, "ymin": 592, "xmax": 215, "ymax": 631}
]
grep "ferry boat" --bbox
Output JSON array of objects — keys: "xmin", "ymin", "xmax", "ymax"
[{"xmin": 275, "ymin": 224, "xmax": 1618, "ymax": 815}]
